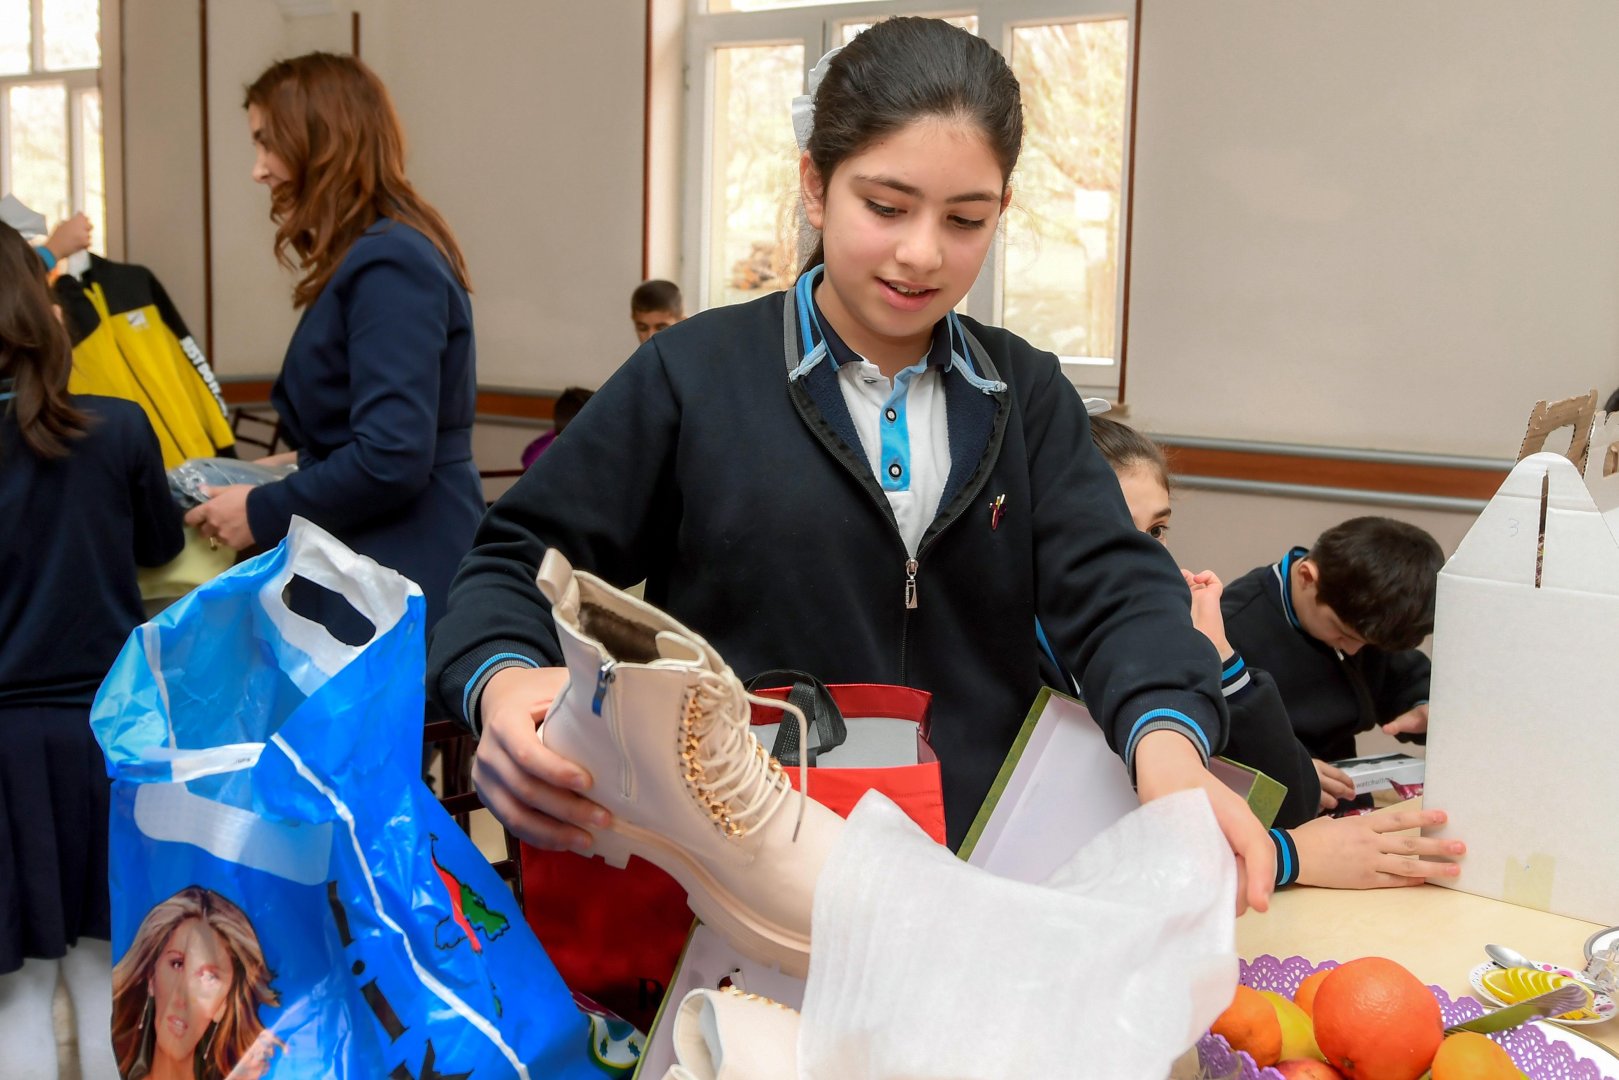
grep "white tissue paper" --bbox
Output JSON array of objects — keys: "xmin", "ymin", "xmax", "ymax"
[{"xmin": 799, "ymin": 789, "xmax": 1237, "ymax": 1080}]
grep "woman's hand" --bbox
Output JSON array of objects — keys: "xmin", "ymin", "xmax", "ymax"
[
  {"xmin": 1134, "ymin": 729, "xmax": 1274, "ymax": 915},
  {"xmin": 472, "ymin": 666, "xmax": 612, "ymax": 852},
  {"xmin": 1313, "ymin": 757, "xmax": 1357, "ymax": 811},
  {"xmin": 183, "ymin": 484, "xmax": 257, "ymax": 550},
  {"xmin": 1292, "ymin": 807, "xmax": 1463, "ymax": 889},
  {"xmin": 255, "ymin": 450, "xmax": 299, "ymax": 467}
]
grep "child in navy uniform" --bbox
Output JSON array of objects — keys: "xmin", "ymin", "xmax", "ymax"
[
  {"xmin": 1220, "ymin": 518, "xmax": 1442, "ymax": 806},
  {"xmin": 0, "ymin": 221, "xmax": 184, "ymax": 1077},
  {"xmin": 429, "ymin": 17, "xmax": 1276, "ymax": 914}
]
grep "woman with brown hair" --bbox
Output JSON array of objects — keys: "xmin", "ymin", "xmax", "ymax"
[
  {"xmin": 0, "ymin": 220, "xmax": 183, "ymax": 1076},
  {"xmin": 110, "ymin": 886, "xmax": 281, "ymax": 1080},
  {"xmin": 185, "ymin": 52, "xmax": 482, "ymax": 635}
]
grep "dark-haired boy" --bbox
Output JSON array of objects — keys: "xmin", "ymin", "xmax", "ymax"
[
  {"xmin": 630, "ymin": 279, "xmax": 684, "ymax": 345},
  {"xmin": 1220, "ymin": 517, "xmax": 1443, "ymax": 810}
]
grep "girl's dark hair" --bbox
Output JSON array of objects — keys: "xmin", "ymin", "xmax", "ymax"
[
  {"xmin": 799, "ymin": 17, "xmax": 1023, "ymax": 276},
  {"xmin": 0, "ymin": 221, "xmax": 87, "ymax": 459},
  {"xmin": 1089, "ymin": 414, "xmax": 1171, "ymax": 491}
]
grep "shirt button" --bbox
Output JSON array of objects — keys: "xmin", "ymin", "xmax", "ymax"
[
  {"xmin": 885, "ymin": 408, "xmax": 897, "ymax": 423},
  {"xmin": 888, "ymin": 463, "xmax": 903, "ymax": 479}
]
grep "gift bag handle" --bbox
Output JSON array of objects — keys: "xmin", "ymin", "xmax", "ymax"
[
  {"xmin": 743, "ymin": 669, "xmax": 848, "ymax": 767},
  {"xmin": 260, "ymin": 517, "xmax": 418, "ymax": 692}
]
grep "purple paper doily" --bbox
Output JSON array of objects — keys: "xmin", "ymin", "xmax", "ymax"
[{"xmin": 1195, "ymin": 954, "xmax": 1616, "ymax": 1080}]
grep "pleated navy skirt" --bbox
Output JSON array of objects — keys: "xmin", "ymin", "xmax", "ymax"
[{"xmin": 0, "ymin": 704, "xmax": 110, "ymax": 974}]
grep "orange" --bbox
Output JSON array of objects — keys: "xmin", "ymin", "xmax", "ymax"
[
  {"xmin": 1312, "ymin": 957, "xmax": 1443, "ymax": 1080},
  {"xmin": 1294, "ymin": 968, "xmax": 1332, "ymax": 1017},
  {"xmin": 1431, "ymin": 1032, "xmax": 1524, "ymax": 1080},
  {"xmin": 1211, "ymin": 984, "xmax": 1283, "ymax": 1067},
  {"xmin": 1276, "ymin": 1062, "xmax": 1346, "ymax": 1079}
]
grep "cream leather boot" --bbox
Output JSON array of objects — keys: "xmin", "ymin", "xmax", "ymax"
[
  {"xmin": 537, "ymin": 549, "xmax": 844, "ymax": 976},
  {"xmin": 662, "ymin": 987, "xmax": 802, "ymax": 1080}
]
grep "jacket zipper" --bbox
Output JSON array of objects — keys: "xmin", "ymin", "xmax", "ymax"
[{"xmin": 784, "ymin": 313, "xmax": 1007, "ymax": 685}]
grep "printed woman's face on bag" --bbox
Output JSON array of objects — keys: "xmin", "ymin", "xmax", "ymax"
[{"xmin": 147, "ymin": 917, "xmax": 233, "ymax": 1062}]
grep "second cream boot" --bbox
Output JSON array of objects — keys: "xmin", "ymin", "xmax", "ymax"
[
  {"xmin": 536, "ymin": 549, "xmax": 844, "ymax": 976},
  {"xmin": 661, "ymin": 987, "xmax": 802, "ymax": 1080}
]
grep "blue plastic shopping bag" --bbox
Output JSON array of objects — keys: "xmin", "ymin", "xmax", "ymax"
[{"xmin": 92, "ymin": 519, "xmax": 615, "ymax": 1080}]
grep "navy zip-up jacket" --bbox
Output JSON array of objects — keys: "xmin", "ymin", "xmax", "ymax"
[
  {"xmin": 245, "ymin": 219, "xmax": 484, "ymax": 633},
  {"xmin": 428, "ymin": 286, "xmax": 1229, "ymax": 846},
  {"xmin": 1221, "ymin": 551, "xmax": 1431, "ymax": 763}
]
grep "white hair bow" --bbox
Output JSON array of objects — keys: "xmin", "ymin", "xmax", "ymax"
[{"xmin": 790, "ymin": 45, "xmax": 845, "ymax": 151}]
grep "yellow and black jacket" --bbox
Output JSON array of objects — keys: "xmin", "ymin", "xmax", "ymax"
[{"xmin": 55, "ymin": 256, "xmax": 235, "ymax": 467}]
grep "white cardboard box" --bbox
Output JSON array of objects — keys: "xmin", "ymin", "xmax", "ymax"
[{"xmin": 1423, "ymin": 446, "xmax": 1619, "ymax": 925}]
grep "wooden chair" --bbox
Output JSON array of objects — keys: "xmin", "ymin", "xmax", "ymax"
[
  {"xmin": 424, "ymin": 714, "xmax": 524, "ymax": 905},
  {"xmin": 230, "ymin": 405, "xmax": 287, "ymax": 458},
  {"xmin": 478, "ymin": 467, "xmax": 526, "ymax": 508}
]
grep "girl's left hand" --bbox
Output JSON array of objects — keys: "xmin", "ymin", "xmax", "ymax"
[{"xmin": 184, "ymin": 484, "xmax": 257, "ymax": 550}]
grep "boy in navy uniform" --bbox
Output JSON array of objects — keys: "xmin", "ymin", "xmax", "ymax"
[{"xmin": 1220, "ymin": 517, "xmax": 1443, "ymax": 810}]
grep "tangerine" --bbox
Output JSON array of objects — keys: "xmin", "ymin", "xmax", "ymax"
[
  {"xmin": 1430, "ymin": 1032, "xmax": 1524, "ymax": 1080},
  {"xmin": 1311, "ymin": 957, "xmax": 1442, "ymax": 1080},
  {"xmin": 1275, "ymin": 1062, "xmax": 1346, "ymax": 1079},
  {"xmin": 1211, "ymin": 984, "xmax": 1283, "ymax": 1067},
  {"xmin": 1295, "ymin": 968, "xmax": 1333, "ymax": 1016}
]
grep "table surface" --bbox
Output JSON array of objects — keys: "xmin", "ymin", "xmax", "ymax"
[{"xmin": 1237, "ymin": 878, "xmax": 1619, "ymax": 1057}]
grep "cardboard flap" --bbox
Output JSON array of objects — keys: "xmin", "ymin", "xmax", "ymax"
[
  {"xmin": 1584, "ymin": 411, "xmax": 1619, "ymax": 518},
  {"xmin": 1518, "ymin": 390, "xmax": 1598, "ymax": 470},
  {"xmin": 1445, "ymin": 452, "xmax": 1619, "ymax": 593}
]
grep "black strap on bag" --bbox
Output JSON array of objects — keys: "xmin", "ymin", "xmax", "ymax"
[{"xmin": 743, "ymin": 668, "xmax": 849, "ymax": 767}]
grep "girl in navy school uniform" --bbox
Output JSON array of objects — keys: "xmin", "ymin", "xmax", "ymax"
[
  {"xmin": 185, "ymin": 53, "xmax": 483, "ymax": 638},
  {"xmin": 428, "ymin": 17, "xmax": 1275, "ymax": 911},
  {"xmin": 0, "ymin": 221, "xmax": 185, "ymax": 1078}
]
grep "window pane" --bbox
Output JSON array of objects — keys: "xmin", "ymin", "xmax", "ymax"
[
  {"xmin": 710, "ymin": 0, "xmax": 879, "ymax": 12},
  {"xmin": 0, "ymin": 0, "xmax": 30, "ymax": 75},
  {"xmin": 707, "ymin": 42, "xmax": 803, "ymax": 308},
  {"xmin": 43, "ymin": 0, "xmax": 99, "ymax": 70},
  {"xmin": 78, "ymin": 87, "xmax": 104, "ymax": 254},
  {"xmin": 7, "ymin": 83, "xmax": 70, "ymax": 227},
  {"xmin": 840, "ymin": 14, "xmax": 977, "ymax": 45},
  {"xmin": 1003, "ymin": 19, "xmax": 1129, "ymax": 364}
]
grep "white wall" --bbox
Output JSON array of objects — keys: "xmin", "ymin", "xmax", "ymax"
[
  {"xmin": 361, "ymin": 1, "xmax": 647, "ymax": 387},
  {"xmin": 1126, "ymin": 0, "xmax": 1619, "ymax": 459},
  {"xmin": 121, "ymin": 0, "xmax": 208, "ymax": 347},
  {"xmin": 204, "ymin": 3, "xmax": 319, "ymax": 376}
]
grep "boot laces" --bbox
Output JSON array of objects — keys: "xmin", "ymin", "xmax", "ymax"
[{"xmin": 681, "ymin": 669, "xmax": 809, "ymax": 841}]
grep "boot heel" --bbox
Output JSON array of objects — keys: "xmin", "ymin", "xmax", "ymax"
[{"xmin": 588, "ymin": 827, "xmax": 633, "ymax": 870}]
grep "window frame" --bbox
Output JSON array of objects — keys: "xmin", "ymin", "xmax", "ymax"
[
  {"xmin": 680, "ymin": 0, "xmax": 1136, "ymax": 397},
  {"xmin": 0, "ymin": 0, "xmax": 123, "ymax": 259}
]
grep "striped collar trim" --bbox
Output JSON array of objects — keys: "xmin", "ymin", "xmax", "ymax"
[{"xmin": 1269, "ymin": 546, "xmax": 1309, "ymax": 632}]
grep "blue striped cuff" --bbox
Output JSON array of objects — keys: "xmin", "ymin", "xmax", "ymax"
[
  {"xmin": 1271, "ymin": 827, "xmax": 1300, "ymax": 887},
  {"xmin": 462, "ymin": 651, "xmax": 540, "ymax": 733},
  {"xmin": 1124, "ymin": 708, "xmax": 1213, "ymax": 771},
  {"xmin": 1220, "ymin": 652, "xmax": 1252, "ymax": 698}
]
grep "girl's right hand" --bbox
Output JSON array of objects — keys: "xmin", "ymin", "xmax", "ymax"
[{"xmin": 472, "ymin": 665, "xmax": 613, "ymax": 852}]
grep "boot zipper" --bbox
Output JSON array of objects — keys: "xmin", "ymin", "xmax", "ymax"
[
  {"xmin": 593, "ymin": 660, "xmax": 635, "ymax": 799},
  {"xmin": 592, "ymin": 660, "xmax": 616, "ymax": 715},
  {"xmin": 904, "ymin": 558, "xmax": 919, "ymax": 610}
]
